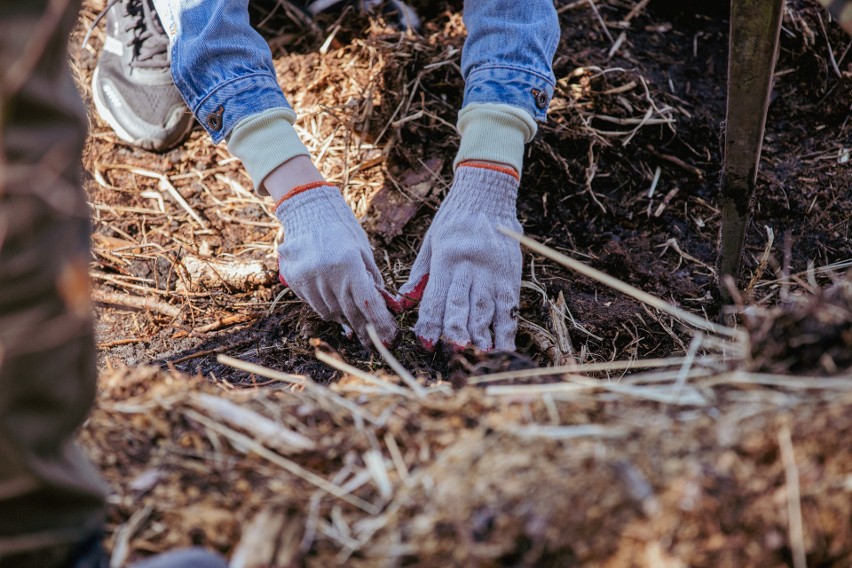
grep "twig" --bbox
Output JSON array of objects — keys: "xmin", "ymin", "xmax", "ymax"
[
  {"xmin": 487, "ymin": 379, "xmax": 708, "ymax": 406},
  {"xmin": 500, "ymin": 229, "xmax": 740, "ymax": 338},
  {"xmin": 647, "ymin": 166, "xmax": 661, "ymax": 198},
  {"xmin": 778, "ymin": 425, "xmax": 807, "ymax": 568},
  {"xmin": 383, "ymin": 432, "xmax": 409, "ymax": 481},
  {"xmin": 104, "ymin": 164, "xmax": 208, "ymax": 228},
  {"xmin": 745, "ymin": 226, "xmax": 775, "ymax": 295},
  {"xmin": 623, "ymin": 0, "xmax": 651, "ymax": 23},
  {"xmin": 97, "ymin": 337, "xmax": 145, "ymax": 348},
  {"xmin": 366, "ymin": 325, "xmax": 426, "ymax": 398},
  {"xmin": 702, "ymin": 372, "xmax": 852, "ymax": 391},
  {"xmin": 92, "ymin": 288, "xmax": 181, "ymax": 319},
  {"xmin": 586, "ymin": 0, "xmax": 615, "ymax": 44},
  {"xmin": 196, "ymin": 313, "xmax": 257, "ymax": 333},
  {"xmin": 646, "ymin": 146, "xmax": 705, "ymax": 178}
]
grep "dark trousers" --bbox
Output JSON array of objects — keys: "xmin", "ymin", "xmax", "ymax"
[{"xmin": 0, "ymin": 0, "xmax": 106, "ymax": 565}]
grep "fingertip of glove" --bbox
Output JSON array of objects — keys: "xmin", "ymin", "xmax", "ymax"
[{"xmin": 417, "ymin": 335, "xmax": 437, "ymax": 352}]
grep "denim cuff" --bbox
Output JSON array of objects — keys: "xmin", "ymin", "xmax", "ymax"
[
  {"xmin": 462, "ymin": 65, "xmax": 556, "ymax": 123},
  {"xmin": 453, "ymin": 103, "xmax": 537, "ymax": 174},
  {"xmin": 194, "ymin": 73, "xmax": 293, "ymax": 144},
  {"xmin": 227, "ymin": 108, "xmax": 310, "ymax": 195}
]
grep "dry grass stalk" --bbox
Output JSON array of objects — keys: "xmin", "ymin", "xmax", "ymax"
[
  {"xmin": 778, "ymin": 424, "xmax": 807, "ymax": 568},
  {"xmin": 366, "ymin": 324, "xmax": 426, "ymax": 398},
  {"xmin": 502, "ymin": 228, "xmax": 741, "ymax": 339},
  {"xmin": 467, "ymin": 355, "xmax": 724, "ymax": 385},
  {"xmin": 505, "ymin": 424, "xmax": 627, "ymax": 440},
  {"xmin": 185, "ymin": 409, "xmax": 379, "ymax": 515},
  {"xmin": 217, "ymin": 354, "xmax": 379, "ymax": 426},
  {"xmin": 103, "ymin": 164, "xmax": 208, "ymax": 228},
  {"xmin": 485, "ymin": 376, "xmax": 709, "ymax": 405},
  {"xmin": 216, "ymin": 354, "xmax": 306, "ymax": 385}
]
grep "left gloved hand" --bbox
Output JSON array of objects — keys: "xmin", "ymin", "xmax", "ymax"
[
  {"xmin": 275, "ymin": 183, "xmax": 398, "ymax": 346},
  {"xmin": 394, "ymin": 162, "xmax": 523, "ymax": 351}
]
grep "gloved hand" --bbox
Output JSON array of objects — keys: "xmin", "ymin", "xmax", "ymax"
[
  {"xmin": 275, "ymin": 182, "xmax": 398, "ymax": 346},
  {"xmin": 395, "ymin": 162, "xmax": 523, "ymax": 351}
]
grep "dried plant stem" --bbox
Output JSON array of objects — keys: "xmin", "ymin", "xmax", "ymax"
[
  {"xmin": 217, "ymin": 354, "xmax": 306, "ymax": 385},
  {"xmin": 104, "ymin": 164, "xmax": 208, "ymax": 228},
  {"xmin": 467, "ymin": 356, "xmax": 715, "ymax": 385},
  {"xmin": 501, "ymin": 228, "xmax": 740, "ymax": 339},
  {"xmin": 366, "ymin": 325, "xmax": 426, "ymax": 398},
  {"xmin": 217, "ymin": 354, "xmax": 380, "ymax": 426},
  {"xmin": 674, "ymin": 333, "xmax": 703, "ymax": 401}
]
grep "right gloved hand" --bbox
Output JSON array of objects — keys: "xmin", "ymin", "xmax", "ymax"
[{"xmin": 275, "ymin": 182, "xmax": 398, "ymax": 346}]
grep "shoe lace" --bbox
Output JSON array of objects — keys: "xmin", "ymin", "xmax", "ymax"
[
  {"xmin": 81, "ymin": 0, "xmax": 169, "ymax": 69},
  {"xmin": 124, "ymin": 0, "xmax": 170, "ymax": 69}
]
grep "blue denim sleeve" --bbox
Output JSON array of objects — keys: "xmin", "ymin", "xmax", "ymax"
[
  {"xmin": 461, "ymin": 0, "xmax": 560, "ymax": 122},
  {"xmin": 152, "ymin": 0, "xmax": 293, "ymax": 143}
]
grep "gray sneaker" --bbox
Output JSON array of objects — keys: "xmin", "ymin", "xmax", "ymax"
[{"xmin": 91, "ymin": 0, "xmax": 194, "ymax": 152}]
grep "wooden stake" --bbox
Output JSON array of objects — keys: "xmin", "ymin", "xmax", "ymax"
[{"xmin": 717, "ymin": 0, "xmax": 785, "ymax": 297}]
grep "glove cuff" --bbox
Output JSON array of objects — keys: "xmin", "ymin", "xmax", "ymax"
[
  {"xmin": 442, "ymin": 162, "xmax": 520, "ymax": 217},
  {"xmin": 274, "ymin": 183, "xmax": 355, "ymax": 233},
  {"xmin": 273, "ymin": 181, "xmax": 336, "ymax": 209}
]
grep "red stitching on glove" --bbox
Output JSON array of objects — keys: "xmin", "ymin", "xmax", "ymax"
[
  {"xmin": 457, "ymin": 160, "xmax": 520, "ymax": 181},
  {"xmin": 274, "ymin": 181, "xmax": 336, "ymax": 209}
]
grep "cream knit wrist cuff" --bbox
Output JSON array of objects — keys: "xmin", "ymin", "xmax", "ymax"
[
  {"xmin": 227, "ymin": 108, "xmax": 310, "ymax": 196},
  {"xmin": 453, "ymin": 103, "xmax": 538, "ymax": 175}
]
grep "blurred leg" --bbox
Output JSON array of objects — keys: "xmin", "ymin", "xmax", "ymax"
[{"xmin": 0, "ymin": 1, "xmax": 106, "ymax": 566}]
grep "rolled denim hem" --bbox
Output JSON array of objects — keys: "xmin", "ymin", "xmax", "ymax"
[
  {"xmin": 227, "ymin": 108, "xmax": 310, "ymax": 195},
  {"xmin": 193, "ymin": 73, "xmax": 292, "ymax": 144},
  {"xmin": 463, "ymin": 65, "xmax": 556, "ymax": 122}
]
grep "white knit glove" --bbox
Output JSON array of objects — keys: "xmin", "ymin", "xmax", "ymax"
[
  {"xmin": 275, "ymin": 183, "xmax": 398, "ymax": 346},
  {"xmin": 395, "ymin": 163, "xmax": 523, "ymax": 351}
]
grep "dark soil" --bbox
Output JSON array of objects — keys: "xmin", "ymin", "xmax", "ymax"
[{"xmin": 74, "ymin": 0, "xmax": 851, "ymax": 383}]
